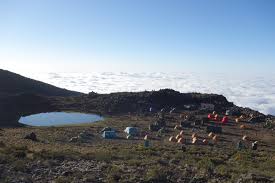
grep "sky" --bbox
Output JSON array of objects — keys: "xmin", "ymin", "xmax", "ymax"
[{"xmin": 0, "ymin": 0, "xmax": 275, "ymax": 74}]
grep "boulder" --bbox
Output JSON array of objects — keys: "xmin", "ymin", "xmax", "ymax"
[
  {"xmin": 201, "ymin": 117, "xmax": 209, "ymax": 125},
  {"xmin": 193, "ymin": 119, "xmax": 203, "ymax": 126},
  {"xmin": 69, "ymin": 136, "xmax": 78, "ymax": 143},
  {"xmin": 248, "ymin": 116, "xmax": 266, "ymax": 123},
  {"xmin": 169, "ymin": 136, "xmax": 177, "ymax": 142},
  {"xmin": 0, "ymin": 141, "xmax": 6, "ymax": 148},
  {"xmin": 180, "ymin": 120, "xmax": 192, "ymax": 128},
  {"xmin": 149, "ymin": 124, "xmax": 160, "ymax": 131},
  {"xmin": 24, "ymin": 132, "xmax": 38, "ymax": 141}
]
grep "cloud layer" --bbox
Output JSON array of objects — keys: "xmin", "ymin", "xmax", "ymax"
[{"xmin": 26, "ymin": 72, "xmax": 275, "ymax": 115}]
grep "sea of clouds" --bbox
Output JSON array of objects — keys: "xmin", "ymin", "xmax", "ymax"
[{"xmin": 25, "ymin": 72, "xmax": 275, "ymax": 116}]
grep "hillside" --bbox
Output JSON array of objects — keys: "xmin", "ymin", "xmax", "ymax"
[
  {"xmin": 0, "ymin": 93, "xmax": 58, "ymax": 126},
  {"xmin": 0, "ymin": 69, "xmax": 82, "ymax": 126},
  {"xmin": 0, "ymin": 69, "xmax": 82, "ymax": 97}
]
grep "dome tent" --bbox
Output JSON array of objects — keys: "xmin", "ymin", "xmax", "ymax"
[
  {"xmin": 102, "ymin": 131, "xmax": 116, "ymax": 139},
  {"xmin": 124, "ymin": 127, "xmax": 139, "ymax": 136}
]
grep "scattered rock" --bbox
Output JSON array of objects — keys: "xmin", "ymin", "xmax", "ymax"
[
  {"xmin": 0, "ymin": 141, "xmax": 6, "ymax": 148},
  {"xmin": 169, "ymin": 158, "xmax": 179, "ymax": 165},
  {"xmin": 24, "ymin": 132, "xmax": 38, "ymax": 141},
  {"xmin": 248, "ymin": 116, "xmax": 266, "ymax": 123},
  {"xmin": 69, "ymin": 136, "xmax": 78, "ymax": 143},
  {"xmin": 237, "ymin": 173, "xmax": 274, "ymax": 183},
  {"xmin": 61, "ymin": 171, "xmax": 73, "ymax": 176}
]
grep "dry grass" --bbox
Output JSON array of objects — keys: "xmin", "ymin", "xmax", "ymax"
[{"xmin": 0, "ymin": 114, "xmax": 275, "ymax": 182}]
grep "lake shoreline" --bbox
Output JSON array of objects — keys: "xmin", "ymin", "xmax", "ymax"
[{"xmin": 19, "ymin": 112, "xmax": 104, "ymax": 127}]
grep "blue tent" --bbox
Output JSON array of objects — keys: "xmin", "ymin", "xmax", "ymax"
[
  {"xmin": 124, "ymin": 127, "xmax": 138, "ymax": 136},
  {"xmin": 102, "ymin": 131, "xmax": 116, "ymax": 139}
]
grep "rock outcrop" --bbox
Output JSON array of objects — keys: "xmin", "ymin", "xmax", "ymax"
[{"xmin": 80, "ymin": 89, "xmax": 234, "ymax": 114}]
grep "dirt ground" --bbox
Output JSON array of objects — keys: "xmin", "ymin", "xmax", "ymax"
[{"xmin": 0, "ymin": 111, "xmax": 275, "ymax": 183}]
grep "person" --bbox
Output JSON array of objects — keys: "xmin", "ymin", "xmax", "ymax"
[
  {"xmin": 157, "ymin": 128, "xmax": 165, "ymax": 137},
  {"xmin": 144, "ymin": 139, "xmax": 150, "ymax": 148},
  {"xmin": 181, "ymin": 144, "xmax": 186, "ymax": 152},
  {"xmin": 214, "ymin": 114, "xmax": 219, "ymax": 121},
  {"xmin": 237, "ymin": 140, "xmax": 245, "ymax": 150}
]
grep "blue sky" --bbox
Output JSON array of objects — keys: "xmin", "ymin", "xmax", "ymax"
[{"xmin": 0, "ymin": 0, "xmax": 274, "ymax": 74}]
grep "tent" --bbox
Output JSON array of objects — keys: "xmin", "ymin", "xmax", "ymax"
[
  {"xmin": 252, "ymin": 141, "xmax": 258, "ymax": 150},
  {"xmin": 149, "ymin": 124, "xmax": 161, "ymax": 132},
  {"xmin": 206, "ymin": 125, "xmax": 222, "ymax": 133},
  {"xmin": 102, "ymin": 131, "xmax": 116, "ymax": 139},
  {"xmin": 101, "ymin": 127, "xmax": 115, "ymax": 133},
  {"xmin": 124, "ymin": 127, "xmax": 138, "ymax": 136},
  {"xmin": 221, "ymin": 116, "xmax": 228, "ymax": 124},
  {"xmin": 200, "ymin": 103, "xmax": 215, "ymax": 111},
  {"xmin": 226, "ymin": 110, "xmax": 232, "ymax": 116},
  {"xmin": 180, "ymin": 120, "xmax": 191, "ymax": 128}
]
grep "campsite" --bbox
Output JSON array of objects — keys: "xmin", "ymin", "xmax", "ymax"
[{"xmin": 0, "ymin": 102, "xmax": 274, "ymax": 182}]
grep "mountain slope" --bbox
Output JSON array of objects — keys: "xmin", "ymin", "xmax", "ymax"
[
  {"xmin": 0, "ymin": 69, "xmax": 83, "ymax": 126},
  {"xmin": 0, "ymin": 69, "xmax": 82, "ymax": 97}
]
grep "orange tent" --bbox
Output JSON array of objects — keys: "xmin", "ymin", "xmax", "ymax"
[
  {"xmin": 192, "ymin": 137, "xmax": 197, "ymax": 144},
  {"xmin": 202, "ymin": 139, "xmax": 208, "ymax": 144},
  {"xmin": 169, "ymin": 136, "xmax": 177, "ymax": 142},
  {"xmin": 144, "ymin": 135, "xmax": 149, "ymax": 140},
  {"xmin": 176, "ymin": 134, "xmax": 183, "ymax": 140},
  {"xmin": 214, "ymin": 114, "xmax": 220, "ymax": 121},
  {"xmin": 242, "ymin": 135, "xmax": 248, "ymax": 141},
  {"xmin": 212, "ymin": 135, "xmax": 217, "ymax": 142},
  {"xmin": 240, "ymin": 125, "xmax": 246, "ymax": 129},
  {"xmin": 208, "ymin": 132, "xmax": 214, "ymax": 137},
  {"xmin": 177, "ymin": 137, "xmax": 185, "ymax": 144}
]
